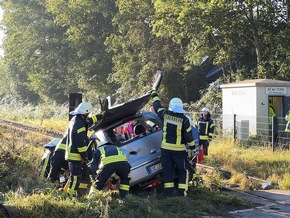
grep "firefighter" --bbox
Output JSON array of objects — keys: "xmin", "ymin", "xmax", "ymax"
[
  {"xmin": 151, "ymin": 90, "xmax": 195, "ymax": 197},
  {"xmin": 285, "ymin": 110, "xmax": 290, "ymax": 132},
  {"xmin": 39, "ymin": 138, "xmax": 61, "ymax": 179},
  {"xmin": 197, "ymin": 107, "xmax": 215, "ymax": 156},
  {"xmin": 90, "ymin": 141, "xmax": 131, "ymax": 198},
  {"xmin": 269, "ymin": 100, "xmax": 276, "ymax": 123},
  {"xmin": 48, "ymin": 134, "xmax": 68, "ymax": 185},
  {"xmin": 268, "ymin": 100, "xmax": 277, "ymax": 142},
  {"xmin": 48, "ymin": 114, "xmax": 101, "ymax": 186},
  {"xmin": 65, "ymin": 102, "xmax": 103, "ymax": 196},
  {"xmin": 186, "ymin": 115, "xmax": 200, "ymax": 185}
]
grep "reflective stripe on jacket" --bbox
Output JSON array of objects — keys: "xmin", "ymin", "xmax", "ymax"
[
  {"xmin": 55, "ymin": 135, "xmax": 67, "ymax": 151},
  {"xmin": 65, "ymin": 115, "xmax": 88, "ymax": 161},
  {"xmin": 90, "ymin": 145, "xmax": 128, "ymax": 175},
  {"xmin": 151, "ymin": 91, "xmax": 195, "ymax": 151},
  {"xmin": 99, "ymin": 146, "xmax": 127, "ymax": 165},
  {"xmin": 197, "ymin": 116, "xmax": 214, "ymax": 141}
]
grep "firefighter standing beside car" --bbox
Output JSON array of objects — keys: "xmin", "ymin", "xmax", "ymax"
[
  {"xmin": 65, "ymin": 102, "xmax": 103, "ymax": 196},
  {"xmin": 151, "ymin": 90, "xmax": 196, "ymax": 197},
  {"xmin": 49, "ymin": 111, "xmax": 102, "ymax": 187},
  {"xmin": 197, "ymin": 107, "xmax": 214, "ymax": 156},
  {"xmin": 90, "ymin": 141, "xmax": 131, "ymax": 198}
]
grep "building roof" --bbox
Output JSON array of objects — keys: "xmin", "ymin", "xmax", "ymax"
[{"xmin": 221, "ymin": 79, "xmax": 290, "ymax": 88}]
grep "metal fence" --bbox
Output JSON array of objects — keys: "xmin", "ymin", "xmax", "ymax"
[{"xmin": 190, "ymin": 113, "xmax": 290, "ymax": 151}]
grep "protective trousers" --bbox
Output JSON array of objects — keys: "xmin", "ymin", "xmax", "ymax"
[
  {"xmin": 67, "ymin": 161, "xmax": 82, "ymax": 196},
  {"xmin": 200, "ymin": 140, "xmax": 209, "ymax": 156},
  {"xmin": 95, "ymin": 162, "xmax": 131, "ymax": 198},
  {"xmin": 161, "ymin": 149, "xmax": 188, "ymax": 197},
  {"xmin": 48, "ymin": 150, "xmax": 68, "ymax": 182}
]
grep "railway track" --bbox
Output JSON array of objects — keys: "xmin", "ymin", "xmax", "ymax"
[{"xmin": 0, "ymin": 118, "xmax": 63, "ymax": 139}]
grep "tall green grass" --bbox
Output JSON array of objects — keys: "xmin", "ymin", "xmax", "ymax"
[
  {"xmin": 0, "ymin": 125, "xmax": 249, "ymax": 218},
  {"xmin": 3, "ymin": 99, "xmax": 290, "ymax": 217},
  {"xmin": 206, "ymin": 137, "xmax": 290, "ymax": 189}
]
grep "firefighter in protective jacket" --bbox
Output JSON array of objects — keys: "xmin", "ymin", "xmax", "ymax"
[
  {"xmin": 65, "ymin": 102, "xmax": 103, "ymax": 196},
  {"xmin": 151, "ymin": 90, "xmax": 195, "ymax": 197},
  {"xmin": 39, "ymin": 138, "xmax": 61, "ymax": 179},
  {"xmin": 285, "ymin": 110, "xmax": 290, "ymax": 132},
  {"xmin": 48, "ymin": 135, "xmax": 68, "ymax": 184},
  {"xmin": 197, "ymin": 107, "xmax": 214, "ymax": 156},
  {"xmin": 49, "ymin": 115, "xmax": 100, "ymax": 185},
  {"xmin": 90, "ymin": 141, "xmax": 131, "ymax": 198}
]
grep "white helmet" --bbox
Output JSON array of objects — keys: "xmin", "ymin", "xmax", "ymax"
[
  {"xmin": 69, "ymin": 102, "xmax": 94, "ymax": 115},
  {"xmin": 168, "ymin": 98, "xmax": 185, "ymax": 113},
  {"xmin": 201, "ymin": 107, "xmax": 209, "ymax": 113},
  {"xmin": 43, "ymin": 138, "xmax": 61, "ymax": 148}
]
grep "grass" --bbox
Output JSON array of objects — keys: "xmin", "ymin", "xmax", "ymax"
[
  {"xmin": 204, "ymin": 137, "xmax": 290, "ymax": 190},
  {"xmin": 1, "ymin": 99, "xmax": 290, "ymax": 217},
  {"xmin": 0, "ymin": 96, "xmax": 68, "ymax": 132},
  {"xmin": 0, "ymin": 125, "xmax": 249, "ymax": 218}
]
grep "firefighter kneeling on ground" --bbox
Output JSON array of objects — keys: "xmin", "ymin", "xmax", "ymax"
[
  {"xmin": 90, "ymin": 141, "xmax": 131, "ymax": 198},
  {"xmin": 39, "ymin": 138, "xmax": 61, "ymax": 179}
]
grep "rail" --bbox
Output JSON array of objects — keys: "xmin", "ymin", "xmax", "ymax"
[{"xmin": 0, "ymin": 118, "xmax": 63, "ymax": 139}]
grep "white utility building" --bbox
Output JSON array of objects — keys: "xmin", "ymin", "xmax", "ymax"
[{"xmin": 221, "ymin": 79, "xmax": 290, "ymax": 139}]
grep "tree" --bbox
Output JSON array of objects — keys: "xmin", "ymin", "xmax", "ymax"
[
  {"xmin": 1, "ymin": 0, "xmax": 78, "ymax": 103},
  {"xmin": 151, "ymin": 0, "xmax": 290, "ymax": 81},
  {"xmin": 106, "ymin": 0, "xmax": 206, "ymax": 104},
  {"xmin": 46, "ymin": 0, "xmax": 117, "ymax": 98}
]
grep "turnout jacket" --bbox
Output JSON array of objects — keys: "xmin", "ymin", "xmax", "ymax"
[
  {"xmin": 151, "ymin": 91, "xmax": 195, "ymax": 151},
  {"xmin": 197, "ymin": 115, "xmax": 214, "ymax": 141},
  {"xmin": 66, "ymin": 114, "xmax": 102, "ymax": 162},
  {"xmin": 55, "ymin": 135, "xmax": 67, "ymax": 152},
  {"xmin": 90, "ymin": 144, "xmax": 127, "ymax": 175}
]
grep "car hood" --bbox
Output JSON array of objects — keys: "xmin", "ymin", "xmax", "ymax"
[{"xmin": 90, "ymin": 93, "xmax": 151, "ymax": 131}]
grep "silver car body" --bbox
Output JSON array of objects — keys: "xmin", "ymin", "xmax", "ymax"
[{"xmin": 90, "ymin": 93, "xmax": 164, "ymax": 188}]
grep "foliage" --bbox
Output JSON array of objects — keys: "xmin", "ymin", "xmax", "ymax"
[
  {"xmin": 151, "ymin": 0, "xmax": 290, "ymax": 80},
  {"xmin": 46, "ymin": 0, "xmax": 117, "ymax": 97},
  {"xmin": 0, "ymin": 0, "xmax": 289, "ymax": 108},
  {"xmin": 0, "ymin": 95, "xmax": 68, "ymax": 131}
]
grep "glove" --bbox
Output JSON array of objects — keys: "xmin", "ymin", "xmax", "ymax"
[{"xmin": 92, "ymin": 111, "xmax": 106, "ymax": 123}]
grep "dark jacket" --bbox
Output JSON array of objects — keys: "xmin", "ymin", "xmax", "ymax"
[
  {"xmin": 65, "ymin": 115, "xmax": 89, "ymax": 162},
  {"xmin": 197, "ymin": 114, "xmax": 214, "ymax": 141},
  {"xmin": 90, "ymin": 144, "xmax": 127, "ymax": 176},
  {"xmin": 151, "ymin": 91, "xmax": 195, "ymax": 151}
]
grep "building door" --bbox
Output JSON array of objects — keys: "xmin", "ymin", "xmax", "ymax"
[{"xmin": 269, "ymin": 96, "xmax": 283, "ymax": 117}]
